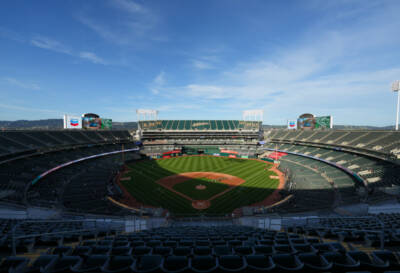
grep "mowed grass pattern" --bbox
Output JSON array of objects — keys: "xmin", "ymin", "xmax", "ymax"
[
  {"xmin": 120, "ymin": 156, "xmax": 279, "ymax": 214},
  {"xmin": 173, "ymin": 178, "xmax": 230, "ymax": 200}
]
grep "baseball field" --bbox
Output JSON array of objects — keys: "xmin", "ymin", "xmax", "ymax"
[{"xmin": 118, "ymin": 155, "xmax": 282, "ymax": 215}]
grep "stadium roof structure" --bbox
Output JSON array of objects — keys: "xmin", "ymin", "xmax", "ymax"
[{"xmin": 139, "ymin": 120, "xmax": 261, "ymax": 131}]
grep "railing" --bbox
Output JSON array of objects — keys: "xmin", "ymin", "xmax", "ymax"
[
  {"xmin": 7, "ymin": 216, "xmax": 151, "ymax": 255},
  {"xmin": 30, "ymin": 147, "xmax": 140, "ymax": 186},
  {"xmin": 8, "ymin": 219, "xmax": 118, "ymax": 255},
  {"xmin": 295, "ymin": 216, "xmax": 386, "ymax": 249},
  {"xmin": 262, "ymin": 147, "xmax": 367, "ymax": 187}
]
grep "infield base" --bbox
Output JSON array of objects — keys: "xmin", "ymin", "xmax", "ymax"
[{"xmin": 192, "ymin": 200, "xmax": 211, "ymax": 209}]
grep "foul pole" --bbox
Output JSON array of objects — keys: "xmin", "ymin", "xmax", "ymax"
[{"xmin": 392, "ymin": 81, "xmax": 400, "ymax": 130}]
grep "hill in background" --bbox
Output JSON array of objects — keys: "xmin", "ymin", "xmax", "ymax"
[
  {"xmin": 0, "ymin": 119, "xmax": 396, "ymax": 130},
  {"xmin": 0, "ymin": 119, "xmax": 138, "ymax": 130}
]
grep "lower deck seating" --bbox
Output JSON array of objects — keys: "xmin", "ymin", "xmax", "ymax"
[
  {"xmin": 1, "ymin": 223, "xmax": 400, "ymax": 272},
  {"xmin": 263, "ymin": 142, "xmax": 400, "ymax": 205},
  {"xmin": 0, "ymin": 143, "xmax": 137, "ymax": 210},
  {"xmin": 26, "ymin": 149, "xmax": 140, "ymax": 215}
]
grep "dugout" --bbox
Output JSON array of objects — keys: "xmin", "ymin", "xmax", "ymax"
[
  {"xmin": 162, "ymin": 149, "xmax": 182, "ymax": 158},
  {"xmin": 181, "ymin": 146, "xmax": 221, "ymax": 155}
]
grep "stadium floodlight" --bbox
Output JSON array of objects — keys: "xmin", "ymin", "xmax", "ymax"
[
  {"xmin": 243, "ymin": 109, "xmax": 264, "ymax": 121},
  {"xmin": 136, "ymin": 109, "xmax": 158, "ymax": 121},
  {"xmin": 392, "ymin": 80, "xmax": 400, "ymax": 130}
]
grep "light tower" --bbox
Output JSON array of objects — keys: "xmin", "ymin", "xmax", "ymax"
[{"xmin": 392, "ymin": 80, "xmax": 400, "ymax": 130}]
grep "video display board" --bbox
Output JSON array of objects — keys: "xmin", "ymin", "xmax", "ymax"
[
  {"xmin": 297, "ymin": 114, "xmax": 333, "ymax": 129},
  {"xmin": 297, "ymin": 113, "xmax": 316, "ymax": 129},
  {"xmin": 82, "ymin": 117, "xmax": 101, "ymax": 129}
]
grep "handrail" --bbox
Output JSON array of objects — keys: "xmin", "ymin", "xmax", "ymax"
[
  {"xmin": 9, "ymin": 218, "xmax": 122, "ymax": 255},
  {"xmin": 268, "ymin": 139, "xmax": 398, "ymax": 164},
  {"xmin": 30, "ymin": 147, "xmax": 139, "ymax": 186},
  {"xmin": 300, "ymin": 216, "xmax": 386, "ymax": 250},
  {"xmin": 262, "ymin": 147, "xmax": 368, "ymax": 187},
  {"xmin": 0, "ymin": 140, "xmax": 133, "ymax": 166}
]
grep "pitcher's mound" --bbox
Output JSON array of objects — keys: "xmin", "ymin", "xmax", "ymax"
[
  {"xmin": 196, "ymin": 184, "xmax": 206, "ymax": 190},
  {"xmin": 192, "ymin": 200, "xmax": 210, "ymax": 209}
]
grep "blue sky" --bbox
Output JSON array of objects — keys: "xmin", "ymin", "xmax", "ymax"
[{"xmin": 0, "ymin": 0, "xmax": 400, "ymax": 125}]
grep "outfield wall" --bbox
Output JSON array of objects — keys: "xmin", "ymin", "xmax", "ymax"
[{"xmin": 143, "ymin": 145, "xmax": 258, "ymax": 159}]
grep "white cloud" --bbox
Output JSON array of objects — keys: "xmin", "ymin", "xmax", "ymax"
[
  {"xmin": 156, "ymin": 4, "xmax": 400, "ymax": 125},
  {"xmin": 77, "ymin": 0, "xmax": 159, "ymax": 46},
  {"xmin": 149, "ymin": 71, "xmax": 166, "ymax": 95},
  {"xmin": 192, "ymin": 60, "xmax": 214, "ymax": 70},
  {"xmin": 185, "ymin": 84, "xmax": 232, "ymax": 99},
  {"xmin": 0, "ymin": 103, "xmax": 64, "ymax": 114},
  {"xmin": 3, "ymin": 78, "xmax": 40, "ymax": 90},
  {"xmin": 29, "ymin": 35, "xmax": 107, "ymax": 65},
  {"xmin": 0, "ymin": 27, "xmax": 25, "ymax": 42},
  {"xmin": 153, "ymin": 71, "xmax": 165, "ymax": 85},
  {"xmin": 112, "ymin": 0, "xmax": 147, "ymax": 14},
  {"xmin": 79, "ymin": 51, "xmax": 107, "ymax": 65},
  {"xmin": 30, "ymin": 36, "xmax": 71, "ymax": 54},
  {"xmin": 1, "ymin": 30, "xmax": 108, "ymax": 66}
]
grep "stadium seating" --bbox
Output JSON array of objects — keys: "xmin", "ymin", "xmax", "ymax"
[
  {"xmin": 0, "ymin": 140, "xmax": 138, "ymax": 215},
  {"xmin": 25, "ymin": 147, "xmax": 140, "ymax": 214},
  {"xmin": 262, "ymin": 141, "xmax": 400, "ymax": 206},
  {"xmin": 1, "ymin": 221, "xmax": 400, "ymax": 272},
  {"xmin": 139, "ymin": 120, "xmax": 261, "ymax": 131},
  {"xmin": 267, "ymin": 129, "xmax": 400, "ymax": 156},
  {"xmin": 139, "ymin": 120, "xmax": 261, "ymax": 146},
  {"xmin": 0, "ymin": 130, "xmax": 132, "ymax": 157}
]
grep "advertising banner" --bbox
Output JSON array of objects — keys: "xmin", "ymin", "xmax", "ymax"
[
  {"xmin": 63, "ymin": 115, "xmax": 82, "ymax": 129},
  {"xmin": 101, "ymin": 118, "xmax": 112, "ymax": 129},
  {"xmin": 287, "ymin": 120, "xmax": 297, "ymax": 130},
  {"xmin": 315, "ymin": 116, "xmax": 333, "ymax": 129}
]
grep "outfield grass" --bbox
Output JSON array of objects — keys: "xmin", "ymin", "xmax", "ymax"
[
  {"xmin": 173, "ymin": 178, "xmax": 230, "ymax": 200},
  {"xmin": 120, "ymin": 156, "xmax": 279, "ymax": 215}
]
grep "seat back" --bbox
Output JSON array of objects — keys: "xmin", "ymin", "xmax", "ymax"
[
  {"xmin": 246, "ymin": 255, "xmax": 274, "ymax": 270},
  {"xmin": 162, "ymin": 256, "xmax": 189, "ymax": 272},
  {"xmin": 191, "ymin": 255, "xmax": 218, "ymax": 272},
  {"xmin": 31, "ymin": 255, "xmax": 58, "ymax": 271},
  {"xmin": 81, "ymin": 255, "xmax": 108, "ymax": 269},
  {"xmin": 135, "ymin": 255, "xmax": 163, "ymax": 272},
  {"xmin": 105, "ymin": 255, "xmax": 135, "ymax": 271},
  {"xmin": 218, "ymin": 255, "xmax": 247, "ymax": 271}
]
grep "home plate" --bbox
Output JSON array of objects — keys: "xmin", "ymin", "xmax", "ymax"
[
  {"xmin": 192, "ymin": 200, "xmax": 211, "ymax": 209},
  {"xmin": 196, "ymin": 184, "xmax": 206, "ymax": 190}
]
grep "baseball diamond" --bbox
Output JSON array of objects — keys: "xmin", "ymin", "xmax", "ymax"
[{"xmin": 118, "ymin": 156, "xmax": 283, "ymax": 214}]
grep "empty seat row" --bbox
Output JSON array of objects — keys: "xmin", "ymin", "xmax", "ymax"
[{"xmin": 2, "ymin": 250, "xmax": 400, "ymax": 273}]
